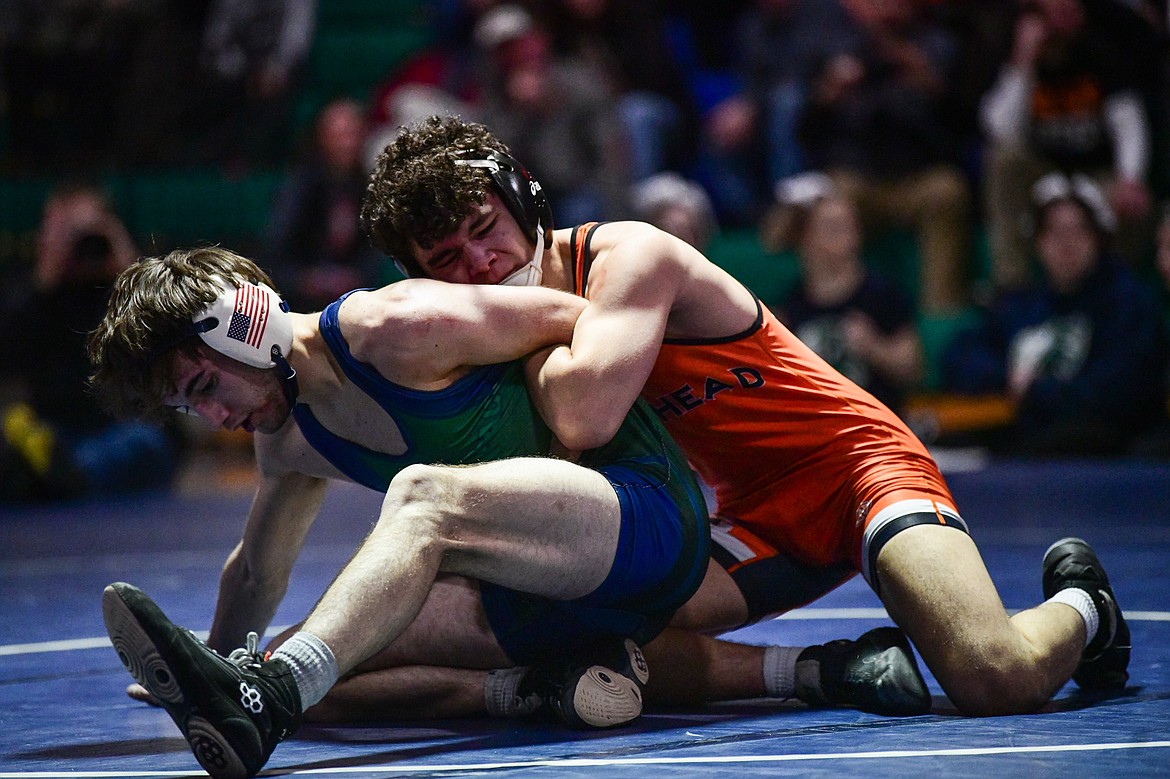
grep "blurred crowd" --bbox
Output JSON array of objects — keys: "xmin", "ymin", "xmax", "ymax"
[
  {"xmin": 0, "ymin": 0, "xmax": 316, "ymax": 170},
  {"xmin": 2, "ymin": 0, "xmax": 1170, "ymax": 501}
]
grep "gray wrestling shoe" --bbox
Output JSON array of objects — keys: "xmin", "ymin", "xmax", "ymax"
[
  {"xmin": 103, "ymin": 583, "xmax": 301, "ymax": 779},
  {"xmin": 1042, "ymin": 537, "xmax": 1131, "ymax": 690},
  {"xmin": 795, "ymin": 627, "xmax": 932, "ymax": 716},
  {"xmin": 515, "ymin": 638, "xmax": 649, "ymax": 729}
]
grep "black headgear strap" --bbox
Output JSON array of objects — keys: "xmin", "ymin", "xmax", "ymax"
[
  {"xmin": 458, "ymin": 150, "xmax": 554, "ymax": 247},
  {"xmin": 272, "ymin": 347, "xmax": 299, "ymax": 408}
]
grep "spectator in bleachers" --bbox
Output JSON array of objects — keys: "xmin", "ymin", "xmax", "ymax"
[
  {"xmin": 942, "ymin": 173, "xmax": 1169, "ymax": 457},
  {"xmin": 472, "ymin": 4, "xmax": 630, "ymax": 225},
  {"xmin": 630, "ymin": 171, "xmax": 718, "ymax": 252},
  {"xmin": 363, "ymin": 0, "xmax": 487, "ymax": 170},
  {"xmin": 116, "ymin": 0, "xmax": 316, "ymax": 168},
  {"xmin": 538, "ymin": 0, "xmax": 699, "ymax": 182},
  {"xmin": 763, "ymin": 172, "xmax": 923, "ymax": 415},
  {"xmin": 196, "ymin": 0, "xmax": 317, "ymax": 166},
  {"xmin": 114, "ymin": 1, "xmax": 213, "ymax": 168},
  {"xmin": 260, "ymin": 97, "xmax": 382, "ymax": 312},
  {"xmin": 926, "ymin": 0, "xmax": 1019, "ymax": 170},
  {"xmin": 797, "ymin": 0, "xmax": 973, "ymax": 314},
  {"xmin": 693, "ymin": 0, "xmax": 862, "ymax": 227},
  {"xmin": 366, "ymin": 0, "xmax": 502, "ymax": 128},
  {"xmin": 0, "ymin": 184, "xmax": 184, "ymax": 501},
  {"xmin": 979, "ymin": 0, "xmax": 1154, "ymax": 293},
  {"xmin": 1129, "ymin": 200, "xmax": 1170, "ymax": 458},
  {"xmin": 365, "ymin": 83, "xmax": 470, "ymax": 173},
  {"xmin": 669, "ymin": 0, "xmax": 753, "ymax": 74},
  {"xmin": 2, "ymin": 0, "xmax": 147, "ymax": 172}
]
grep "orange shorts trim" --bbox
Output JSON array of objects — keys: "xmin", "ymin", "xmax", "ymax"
[
  {"xmin": 709, "ymin": 517, "xmax": 855, "ymax": 621},
  {"xmin": 859, "ymin": 497, "xmax": 969, "ymax": 590},
  {"xmin": 708, "ymin": 516, "xmax": 778, "ymax": 574}
]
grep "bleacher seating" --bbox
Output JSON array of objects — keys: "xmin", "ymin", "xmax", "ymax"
[
  {"xmin": 293, "ymin": 25, "xmax": 432, "ymax": 131},
  {"xmin": 0, "ymin": 0, "xmax": 432, "ymax": 276},
  {"xmin": 0, "ymin": 0, "xmax": 1021, "ymax": 438}
]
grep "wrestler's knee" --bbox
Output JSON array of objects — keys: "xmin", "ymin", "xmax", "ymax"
[
  {"xmin": 386, "ymin": 462, "xmax": 451, "ymax": 501},
  {"xmin": 929, "ymin": 637, "xmax": 1052, "ymax": 716},
  {"xmin": 380, "ymin": 463, "xmax": 463, "ymax": 541}
]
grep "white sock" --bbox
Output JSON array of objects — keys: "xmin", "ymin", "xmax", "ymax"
[
  {"xmin": 1048, "ymin": 588, "xmax": 1099, "ymax": 650},
  {"xmin": 483, "ymin": 667, "xmax": 529, "ymax": 718},
  {"xmin": 762, "ymin": 646, "xmax": 804, "ymax": 698},
  {"xmin": 270, "ymin": 631, "xmax": 339, "ymax": 709}
]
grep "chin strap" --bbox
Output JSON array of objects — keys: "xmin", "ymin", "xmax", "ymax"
[
  {"xmin": 272, "ymin": 346, "xmax": 299, "ymax": 408},
  {"xmin": 497, "ymin": 221, "xmax": 546, "ymax": 287}
]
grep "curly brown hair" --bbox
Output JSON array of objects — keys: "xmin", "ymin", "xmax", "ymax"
[
  {"xmin": 86, "ymin": 246, "xmax": 277, "ymax": 420},
  {"xmin": 362, "ymin": 115, "xmax": 510, "ymax": 276}
]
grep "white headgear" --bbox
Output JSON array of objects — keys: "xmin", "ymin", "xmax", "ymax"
[
  {"xmin": 774, "ymin": 172, "xmax": 837, "ymax": 207},
  {"xmin": 192, "ymin": 278, "xmax": 294, "ymax": 369},
  {"xmin": 1032, "ymin": 172, "xmax": 1117, "ymax": 234}
]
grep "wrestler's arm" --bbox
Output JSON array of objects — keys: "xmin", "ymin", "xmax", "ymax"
[
  {"xmin": 206, "ymin": 428, "xmax": 331, "ymax": 653},
  {"xmin": 339, "ymin": 278, "xmax": 586, "ymax": 386},
  {"xmin": 527, "ymin": 224, "xmax": 682, "ymax": 450}
]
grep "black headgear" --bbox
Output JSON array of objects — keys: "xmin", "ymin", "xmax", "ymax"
[
  {"xmin": 390, "ymin": 150, "xmax": 555, "ymax": 280},
  {"xmin": 458, "ymin": 150, "xmax": 554, "ymax": 248}
]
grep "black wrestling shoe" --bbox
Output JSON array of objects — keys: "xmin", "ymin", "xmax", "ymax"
[
  {"xmin": 102, "ymin": 583, "xmax": 302, "ymax": 779},
  {"xmin": 795, "ymin": 627, "xmax": 932, "ymax": 716},
  {"xmin": 516, "ymin": 638, "xmax": 649, "ymax": 729},
  {"xmin": 1042, "ymin": 537, "xmax": 1131, "ymax": 690}
]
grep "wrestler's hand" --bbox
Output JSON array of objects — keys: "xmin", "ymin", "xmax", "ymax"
[{"xmin": 127, "ymin": 682, "xmax": 161, "ymax": 707}]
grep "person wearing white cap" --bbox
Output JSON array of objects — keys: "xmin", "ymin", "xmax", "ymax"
[
  {"xmin": 943, "ymin": 172, "xmax": 1169, "ymax": 455},
  {"xmin": 763, "ymin": 172, "xmax": 923, "ymax": 414}
]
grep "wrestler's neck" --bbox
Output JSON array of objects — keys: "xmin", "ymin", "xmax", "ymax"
[
  {"xmin": 283, "ymin": 314, "xmax": 341, "ymax": 405},
  {"xmin": 542, "ymin": 228, "xmax": 577, "ymax": 294}
]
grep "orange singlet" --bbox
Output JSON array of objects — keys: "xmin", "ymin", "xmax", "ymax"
[{"xmin": 572, "ymin": 223, "xmax": 958, "ymax": 580}]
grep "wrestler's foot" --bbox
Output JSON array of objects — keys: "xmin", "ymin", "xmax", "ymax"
[
  {"xmin": 516, "ymin": 638, "xmax": 648, "ymax": 729},
  {"xmin": 795, "ymin": 627, "xmax": 932, "ymax": 716},
  {"xmin": 103, "ymin": 582, "xmax": 301, "ymax": 779},
  {"xmin": 1042, "ymin": 537, "xmax": 1131, "ymax": 690}
]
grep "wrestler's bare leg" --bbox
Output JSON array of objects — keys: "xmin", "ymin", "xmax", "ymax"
[
  {"xmin": 302, "ymin": 557, "xmax": 927, "ymax": 719},
  {"xmin": 281, "ymin": 562, "xmax": 760, "ymax": 720},
  {"xmin": 301, "ymin": 458, "xmax": 624, "ymax": 677},
  {"xmin": 644, "ymin": 560, "xmax": 763, "ymax": 705},
  {"xmin": 298, "ymin": 575, "xmax": 506, "ymax": 722},
  {"xmin": 876, "ymin": 524, "xmax": 1083, "ymax": 715}
]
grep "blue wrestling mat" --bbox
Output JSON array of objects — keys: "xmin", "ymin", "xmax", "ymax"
[{"xmin": 2, "ymin": 458, "xmax": 1169, "ymax": 778}]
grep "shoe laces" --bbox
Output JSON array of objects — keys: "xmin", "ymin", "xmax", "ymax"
[
  {"xmin": 226, "ymin": 631, "xmax": 264, "ymax": 669},
  {"xmin": 514, "ymin": 690, "xmax": 544, "ymax": 717},
  {"xmin": 510, "ymin": 668, "xmax": 546, "ymax": 716}
]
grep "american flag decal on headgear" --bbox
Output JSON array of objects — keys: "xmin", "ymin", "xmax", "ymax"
[{"xmin": 225, "ymin": 283, "xmax": 270, "ymax": 348}]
